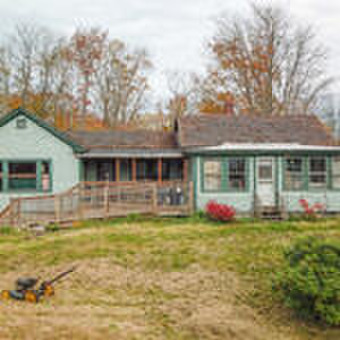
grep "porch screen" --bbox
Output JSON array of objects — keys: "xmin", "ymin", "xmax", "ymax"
[
  {"xmin": 228, "ymin": 158, "xmax": 246, "ymax": 190},
  {"xmin": 120, "ymin": 160, "xmax": 132, "ymax": 181},
  {"xmin": 9, "ymin": 162, "xmax": 37, "ymax": 190},
  {"xmin": 203, "ymin": 159, "xmax": 222, "ymax": 191},
  {"xmin": 136, "ymin": 160, "xmax": 158, "ymax": 181},
  {"xmin": 332, "ymin": 156, "xmax": 340, "ymax": 189},
  {"xmin": 284, "ymin": 157, "xmax": 304, "ymax": 190},
  {"xmin": 309, "ymin": 157, "xmax": 327, "ymax": 189}
]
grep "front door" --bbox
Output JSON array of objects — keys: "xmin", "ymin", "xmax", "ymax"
[{"xmin": 256, "ymin": 157, "xmax": 276, "ymax": 207}]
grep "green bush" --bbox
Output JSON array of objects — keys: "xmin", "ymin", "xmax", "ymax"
[{"xmin": 274, "ymin": 237, "xmax": 340, "ymax": 325}]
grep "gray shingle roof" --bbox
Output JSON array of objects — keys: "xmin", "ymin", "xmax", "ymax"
[
  {"xmin": 67, "ymin": 130, "xmax": 178, "ymax": 150},
  {"xmin": 178, "ymin": 114, "xmax": 336, "ymax": 147}
]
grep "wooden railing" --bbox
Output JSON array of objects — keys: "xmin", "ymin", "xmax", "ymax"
[{"xmin": 0, "ymin": 181, "xmax": 194, "ymax": 228}]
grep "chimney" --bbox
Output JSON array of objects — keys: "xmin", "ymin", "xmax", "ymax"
[
  {"xmin": 221, "ymin": 91, "xmax": 235, "ymax": 115},
  {"xmin": 224, "ymin": 98, "xmax": 235, "ymax": 115}
]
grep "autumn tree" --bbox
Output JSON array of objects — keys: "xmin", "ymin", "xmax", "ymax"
[
  {"xmin": 205, "ymin": 3, "xmax": 334, "ymax": 115},
  {"xmin": 0, "ymin": 24, "xmax": 152, "ymax": 130},
  {"xmin": 67, "ymin": 28, "xmax": 107, "ymax": 127}
]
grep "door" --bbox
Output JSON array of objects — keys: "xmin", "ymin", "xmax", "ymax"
[{"xmin": 256, "ymin": 157, "xmax": 276, "ymax": 207}]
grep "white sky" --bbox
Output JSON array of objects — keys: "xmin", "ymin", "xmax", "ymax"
[{"xmin": 0, "ymin": 0, "xmax": 339, "ymax": 107}]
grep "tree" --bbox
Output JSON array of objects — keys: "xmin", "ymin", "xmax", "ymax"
[
  {"xmin": 94, "ymin": 40, "xmax": 152, "ymax": 127},
  {"xmin": 165, "ymin": 71, "xmax": 201, "ymax": 125},
  {"xmin": 205, "ymin": 3, "xmax": 334, "ymax": 115}
]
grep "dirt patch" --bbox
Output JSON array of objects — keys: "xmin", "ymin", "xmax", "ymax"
[{"xmin": 0, "ymin": 258, "xmax": 295, "ymax": 340}]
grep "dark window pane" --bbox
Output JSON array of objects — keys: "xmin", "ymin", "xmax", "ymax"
[
  {"xmin": 120, "ymin": 159, "xmax": 132, "ymax": 181},
  {"xmin": 137, "ymin": 160, "xmax": 158, "ymax": 181},
  {"xmin": 9, "ymin": 162, "xmax": 36, "ymax": 190},
  {"xmin": 162, "ymin": 159, "xmax": 183, "ymax": 181}
]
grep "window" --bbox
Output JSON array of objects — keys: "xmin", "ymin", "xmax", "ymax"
[
  {"xmin": 332, "ymin": 156, "xmax": 340, "ymax": 189},
  {"xmin": 16, "ymin": 118, "xmax": 27, "ymax": 129},
  {"xmin": 162, "ymin": 159, "xmax": 183, "ymax": 181},
  {"xmin": 284, "ymin": 157, "xmax": 304, "ymax": 190},
  {"xmin": 228, "ymin": 158, "xmax": 246, "ymax": 190},
  {"xmin": 8, "ymin": 162, "xmax": 37, "ymax": 190},
  {"xmin": 120, "ymin": 159, "xmax": 132, "ymax": 181},
  {"xmin": 309, "ymin": 157, "xmax": 327, "ymax": 189},
  {"xmin": 97, "ymin": 160, "xmax": 114, "ymax": 181},
  {"xmin": 203, "ymin": 159, "xmax": 222, "ymax": 191},
  {"xmin": 136, "ymin": 160, "xmax": 158, "ymax": 181},
  {"xmin": 41, "ymin": 161, "xmax": 51, "ymax": 192}
]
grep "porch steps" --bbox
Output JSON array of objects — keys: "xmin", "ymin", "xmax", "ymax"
[{"xmin": 260, "ymin": 206, "xmax": 284, "ymax": 220}]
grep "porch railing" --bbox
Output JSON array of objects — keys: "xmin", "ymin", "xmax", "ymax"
[{"xmin": 0, "ymin": 181, "xmax": 194, "ymax": 228}]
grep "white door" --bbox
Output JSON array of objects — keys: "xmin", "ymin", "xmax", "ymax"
[{"xmin": 257, "ymin": 157, "xmax": 276, "ymax": 207}]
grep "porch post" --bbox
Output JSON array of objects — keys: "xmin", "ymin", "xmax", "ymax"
[
  {"xmin": 183, "ymin": 159, "xmax": 188, "ymax": 182},
  {"xmin": 132, "ymin": 159, "xmax": 137, "ymax": 182},
  {"xmin": 158, "ymin": 158, "xmax": 162, "ymax": 183},
  {"xmin": 115, "ymin": 159, "xmax": 120, "ymax": 182}
]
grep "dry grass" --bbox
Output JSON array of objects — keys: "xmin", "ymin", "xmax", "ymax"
[{"xmin": 0, "ymin": 217, "xmax": 339, "ymax": 339}]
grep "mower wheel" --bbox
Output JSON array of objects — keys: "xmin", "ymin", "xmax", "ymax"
[
  {"xmin": 1, "ymin": 290, "xmax": 10, "ymax": 300},
  {"xmin": 44, "ymin": 284, "xmax": 54, "ymax": 297},
  {"xmin": 25, "ymin": 291, "xmax": 39, "ymax": 303}
]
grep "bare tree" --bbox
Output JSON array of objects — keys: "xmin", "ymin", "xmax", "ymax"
[
  {"xmin": 166, "ymin": 71, "xmax": 200, "ymax": 118},
  {"xmin": 94, "ymin": 40, "xmax": 152, "ymax": 127},
  {"xmin": 206, "ymin": 3, "xmax": 334, "ymax": 115}
]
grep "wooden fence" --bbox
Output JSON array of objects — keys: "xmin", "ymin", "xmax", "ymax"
[{"xmin": 0, "ymin": 181, "xmax": 194, "ymax": 228}]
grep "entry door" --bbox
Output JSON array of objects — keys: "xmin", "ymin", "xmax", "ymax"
[{"xmin": 257, "ymin": 157, "xmax": 276, "ymax": 207}]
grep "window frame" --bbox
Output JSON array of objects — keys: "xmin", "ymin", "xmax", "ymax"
[
  {"xmin": 201, "ymin": 157, "xmax": 223, "ymax": 193},
  {"xmin": 0, "ymin": 159, "xmax": 52, "ymax": 193},
  {"xmin": 308, "ymin": 156, "xmax": 328, "ymax": 191},
  {"xmin": 331, "ymin": 156, "xmax": 340, "ymax": 190},
  {"xmin": 201, "ymin": 156, "xmax": 249, "ymax": 193},
  {"xmin": 282, "ymin": 156, "xmax": 306, "ymax": 192},
  {"xmin": 227, "ymin": 157, "xmax": 248, "ymax": 192}
]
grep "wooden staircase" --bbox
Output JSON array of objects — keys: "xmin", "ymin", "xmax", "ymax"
[
  {"xmin": 254, "ymin": 194, "xmax": 288, "ymax": 220},
  {"xmin": 259, "ymin": 206, "xmax": 284, "ymax": 220}
]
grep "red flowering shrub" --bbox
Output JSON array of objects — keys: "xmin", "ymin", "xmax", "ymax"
[
  {"xmin": 299, "ymin": 199, "xmax": 325, "ymax": 219},
  {"xmin": 205, "ymin": 201, "xmax": 236, "ymax": 222}
]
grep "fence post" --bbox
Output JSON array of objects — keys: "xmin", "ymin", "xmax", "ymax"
[
  {"xmin": 153, "ymin": 183, "xmax": 158, "ymax": 215},
  {"xmin": 77, "ymin": 184, "xmax": 83, "ymax": 221},
  {"xmin": 189, "ymin": 181, "xmax": 194, "ymax": 215},
  {"xmin": 17, "ymin": 199, "xmax": 21, "ymax": 228},
  {"xmin": 104, "ymin": 182, "xmax": 109, "ymax": 217},
  {"xmin": 54, "ymin": 195, "xmax": 61, "ymax": 223}
]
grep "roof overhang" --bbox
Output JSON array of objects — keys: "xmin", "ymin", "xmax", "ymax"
[
  {"xmin": 78, "ymin": 148, "xmax": 183, "ymax": 159},
  {"xmin": 183, "ymin": 143, "xmax": 340, "ymax": 155}
]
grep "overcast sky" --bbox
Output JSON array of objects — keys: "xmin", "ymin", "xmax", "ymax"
[{"xmin": 0, "ymin": 0, "xmax": 339, "ymax": 107}]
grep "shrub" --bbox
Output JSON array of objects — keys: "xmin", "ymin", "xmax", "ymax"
[
  {"xmin": 205, "ymin": 201, "xmax": 235, "ymax": 222},
  {"xmin": 299, "ymin": 199, "xmax": 325, "ymax": 220},
  {"xmin": 274, "ymin": 237, "xmax": 340, "ymax": 325}
]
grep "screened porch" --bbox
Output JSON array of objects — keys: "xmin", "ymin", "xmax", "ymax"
[{"xmin": 81, "ymin": 158, "xmax": 188, "ymax": 184}]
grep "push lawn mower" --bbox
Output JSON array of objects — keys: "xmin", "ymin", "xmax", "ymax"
[{"xmin": 1, "ymin": 266, "xmax": 76, "ymax": 303}]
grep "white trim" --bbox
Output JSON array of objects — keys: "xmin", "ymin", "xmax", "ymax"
[{"xmin": 195, "ymin": 143, "xmax": 340, "ymax": 152}]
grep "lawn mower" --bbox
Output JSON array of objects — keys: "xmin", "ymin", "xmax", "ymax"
[{"xmin": 0, "ymin": 266, "xmax": 77, "ymax": 303}]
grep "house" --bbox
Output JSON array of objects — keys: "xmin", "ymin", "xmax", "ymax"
[
  {"xmin": 0, "ymin": 107, "xmax": 340, "ymax": 218},
  {"xmin": 178, "ymin": 114, "xmax": 340, "ymax": 215}
]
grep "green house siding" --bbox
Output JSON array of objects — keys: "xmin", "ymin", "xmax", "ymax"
[
  {"xmin": 192, "ymin": 153, "xmax": 340, "ymax": 215},
  {"xmin": 277, "ymin": 155, "xmax": 340, "ymax": 212},
  {"xmin": 194, "ymin": 155, "xmax": 254, "ymax": 213},
  {"xmin": 0, "ymin": 112, "xmax": 80, "ymax": 210}
]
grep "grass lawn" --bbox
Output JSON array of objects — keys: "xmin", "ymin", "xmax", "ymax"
[{"xmin": 0, "ymin": 216, "xmax": 339, "ymax": 340}]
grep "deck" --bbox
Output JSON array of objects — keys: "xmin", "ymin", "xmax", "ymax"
[{"xmin": 0, "ymin": 181, "xmax": 194, "ymax": 227}]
